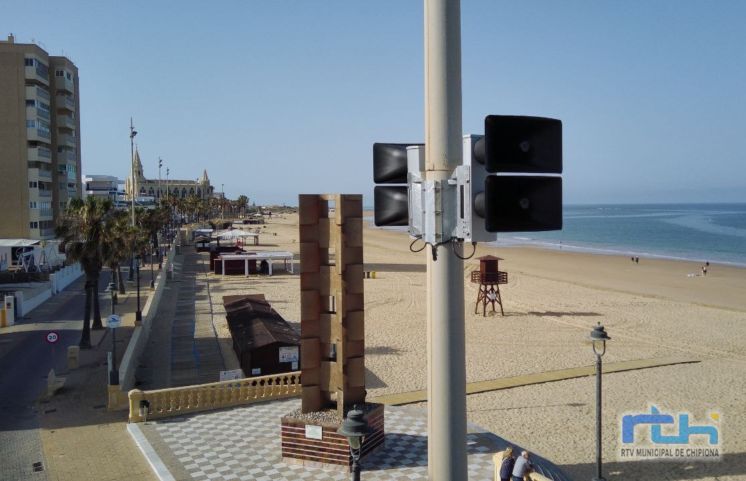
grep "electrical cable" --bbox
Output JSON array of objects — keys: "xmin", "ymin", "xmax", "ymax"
[{"xmin": 452, "ymin": 241, "xmax": 477, "ymax": 260}]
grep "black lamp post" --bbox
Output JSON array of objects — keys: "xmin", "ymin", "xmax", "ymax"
[
  {"xmin": 107, "ymin": 282, "xmax": 119, "ymax": 385},
  {"xmin": 150, "ymin": 245, "xmax": 155, "ymax": 288},
  {"xmin": 135, "ymin": 254, "xmax": 142, "ymax": 323},
  {"xmin": 338, "ymin": 406, "xmax": 369, "ymax": 481},
  {"xmin": 590, "ymin": 323, "xmax": 611, "ymax": 481}
]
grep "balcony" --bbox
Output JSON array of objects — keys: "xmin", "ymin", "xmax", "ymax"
[
  {"xmin": 57, "ymin": 133, "xmax": 76, "ymax": 147},
  {"xmin": 55, "ymin": 75, "xmax": 74, "ymax": 93},
  {"xmin": 27, "ymin": 146, "xmax": 52, "ymax": 163},
  {"xmin": 27, "ymin": 126, "xmax": 51, "ymax": 142},
  {"xmin": 28, "ymin": 168, "xmax": 53, "ymax": 181},
  {"xmin": 38, "ymin": 189, "xmax": 52, "ymax": 198},
  {"xmin": 24, "ymin": 64, "xmax": 49, "ymax": 86},
  {"xmin": 56, "ymin": 95, "xmax": 75, "ymax": 111},
  {"xmin": 57, "ymin": 151, "xmax": 75, "ymax": 163},
  {"xmin": 57, "ymin": 114, "xmax": 75, "ymax": 130},
  {"xmin": 40, "ymin": 228, "xmax": 56, "ymax": 239},
  {"xmin": 26, "ymin": 85, "xmax": 51, "ymax": 102}
]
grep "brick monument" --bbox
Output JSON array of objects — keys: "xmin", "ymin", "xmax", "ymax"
[{"xmin": 280, "ymin": 194, "xmax": 384, "ymax": 469}]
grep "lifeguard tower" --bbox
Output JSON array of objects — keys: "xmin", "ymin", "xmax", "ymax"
[{"xmin": 471, "ymin": 255, "xmax": 508, "ymax": 316}]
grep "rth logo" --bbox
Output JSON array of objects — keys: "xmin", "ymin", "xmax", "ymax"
[{"xmin": 619, "ymin": 405, "xmax": 721, "ymax": 460}]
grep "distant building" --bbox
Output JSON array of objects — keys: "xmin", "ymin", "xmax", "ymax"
[
  {"xmin": 125, "ymin": 148, "xmax": 214, "ymax": 201},
  {"xmin": 0, "ymin": 34, "xmax": 82, "ymax": 240},
  {"xmin": 84, "ymin": 174, "xmax": 121, "ymax": 201}
]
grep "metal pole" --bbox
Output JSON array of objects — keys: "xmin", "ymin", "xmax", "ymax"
[
  {"xmin": 135, "ymin": 257, "xmax": 142, "ymax": 323},
  {"xmin": 594, "ymin": 354, "xmax": 605, "ymax": 481},
  {"xmin": 129, "ymin": 119, "xmax": 137, "ymax": 281},
  {"xmin": 150, "ymin": 246, "xmax": 155, "ymax": 288},
  {"xmin": 110, "ymin": 287, "xmax": 119, "ymax": 385},
  {"xmin": 424, "ymin": 1, "xmax": 466, "ymax": 479},
  {"xmin": 351, "ymin": 456, "xmax": 360, "ymax": 481}
]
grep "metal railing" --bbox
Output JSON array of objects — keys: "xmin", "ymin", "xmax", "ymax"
[{"xmin": 128, "ymin": 371, "xmax": 302, "ymax": 423}]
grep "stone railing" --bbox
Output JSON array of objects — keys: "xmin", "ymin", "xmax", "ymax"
[{"xmin": 128, "ymin": 371, "xmax": 301, "ymax": 423}]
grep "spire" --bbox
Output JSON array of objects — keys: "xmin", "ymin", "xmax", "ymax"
[
  {"xmin": 134, "ymin": 146, "xmax": 144, "ymax": 180},
  {"xmin": 199, "ymin": 169, "xmax": 209, "ymax": 184}
]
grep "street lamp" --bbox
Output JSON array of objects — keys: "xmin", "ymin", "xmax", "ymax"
[
  {"xmin": 135, "ymin": 254, "xmax": 142, "ymax": 323},
  {"xmin": 589, "ymin": 323, "xmax": 611, "ymax": 481},
  {"xmin": 150, "ymin": 247, "xmax": 155, "ymax": 288},
  {"xmin": 107, "ymin": 282, "xmax": 119, "ymax": 385},
  {"xmin": 129, "ymin": 118, "xmax": 138, "ymax": 281},
  {"xmin": 338, "ymin": 406, "xmax": 369, "ymax": 481}
]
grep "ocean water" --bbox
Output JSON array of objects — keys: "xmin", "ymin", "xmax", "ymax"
[
  {"xmin": 365, "ymin": 203, "xmax": 746, "ymax": 267},
  {"xmin": 492, "ymin": 203, "xmax": 746, "ymax": 267}
]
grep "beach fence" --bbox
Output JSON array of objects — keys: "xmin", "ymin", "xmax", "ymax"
[{"xmin": 127, "ymin": 371, "xmax": 301, "ymax": 422}]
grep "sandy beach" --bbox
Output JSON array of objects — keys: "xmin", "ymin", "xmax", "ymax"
[{"xmin": 206, "ymin": 212, "xmax": 746, "ymax": 481}]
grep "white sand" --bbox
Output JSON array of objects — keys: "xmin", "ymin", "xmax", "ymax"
[{"xmin": 205, "ymin": 213, "xmax": 746, "ymax": 481}]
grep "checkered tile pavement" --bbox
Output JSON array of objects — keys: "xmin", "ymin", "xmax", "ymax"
[{"xmin": 136, "ymin": 398, "xmax": 571, "ymax": 481}]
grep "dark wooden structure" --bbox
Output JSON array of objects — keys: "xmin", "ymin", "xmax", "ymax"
[
  {"xmin": 471, "ymin": 255, "xmax": 508, "ymax": 316},
  {"xmin": 223, "ymin": 294, "xmax": 300, "ymax": 377}
]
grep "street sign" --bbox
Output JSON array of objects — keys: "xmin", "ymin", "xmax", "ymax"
[
  {"xmin": 107, "ymin": 314, "xmax": 121, "ymax": 329},
  {"xmin": 45, "ymin": 331, "xmax": 60, "ymax": 344}
]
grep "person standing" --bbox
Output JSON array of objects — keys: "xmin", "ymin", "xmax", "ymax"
[
  {"xmin": 512, "ymin": 450, "xmax": 533, "ymax": 481},
  {"xmin": 494, "ymin": 446, "xmax": 516, "ymax": 481}
]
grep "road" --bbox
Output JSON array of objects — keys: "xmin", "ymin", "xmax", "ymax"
[{"xmin": 0, "ymin": 272, "xmax": 110, "ymax": 481}]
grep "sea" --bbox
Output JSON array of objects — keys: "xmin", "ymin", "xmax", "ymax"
[{"xmin": 367, "ymin": 203, "xmax": 746, "ymax": 267}]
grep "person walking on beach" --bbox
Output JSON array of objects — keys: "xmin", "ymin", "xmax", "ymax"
[
  {"xmin": 702, "ymin": 265, "xmax": 708, "ymax": 276},
  {"xmin": 511, "ymin": 450, "xmax": 533, "ymax": 481},
  {"xmin": 494, "ymin": 446, "xmax": 516, "ymax": 481}
]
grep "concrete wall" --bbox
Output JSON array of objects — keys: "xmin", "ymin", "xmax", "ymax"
[
  {"xmin": 118, "ymin": 244, "xmax": 177, "ymax": 392},
  {"xmin": 5, "ymin": 262, "xmax": 82, "ymax": 317}
]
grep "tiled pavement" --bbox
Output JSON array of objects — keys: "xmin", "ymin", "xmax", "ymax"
[{"xmin": 131, "ymin": 398, "xmax": 572, "ymax": 481}]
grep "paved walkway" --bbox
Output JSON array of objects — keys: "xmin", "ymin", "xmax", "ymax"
[
  {"xmin": 129, "ymin": 398, "xmax": 571, "ymax": 481},
  {"xmin": 31, "ymin": 274, "xmax": 156, "ymax": 481},
  {"xmin": 138, "ymin": 248, "xmax": 225, "ymax": 390}
]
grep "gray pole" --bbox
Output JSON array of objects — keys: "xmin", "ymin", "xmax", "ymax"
[
  {"xmin": 424, "ymin": 1, "xmax": 467, "ymax": 479},
  {"xmin": 130, "ymin": 118, "xmax": 136, "ymax": 227},
  {"xmin": 594, "ymin": 354, "xmax": 605, "ymax": 481}
]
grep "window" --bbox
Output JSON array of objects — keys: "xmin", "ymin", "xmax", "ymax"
[
  {"xmin": 29, "ymin": 181, "xmax": 38, "ymax": 188},
  {"xmin": 66, "ymin": 72, "xmax": 72, "ymax": 80},
  {"xmin": 25, "ymin": 58, "xmax": 34, "ymax": 67},
  {"xmin": 26, "ymin": 120, "xmax": 36, "ymax": 128},
  {"xmin": 29, "ymin": 222, "xmax": 38, "ymax": 229},
  {"xmin": 30, "ymin": 201, "xmax": 37, "ymax": 209},
  {"xmin": 26, "ymin": 99, "xmax": 36, "ymax": 107},
  {"xmin": 55, "ymin": 70, "xmax": 64, "ymax": 77}
]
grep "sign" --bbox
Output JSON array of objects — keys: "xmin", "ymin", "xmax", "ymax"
[
  {"xmin": 279, "ymin": 346, "xmax": 299, "ymax": 363},
  {"xmin": 45, "ymin": 331, "xmax": 60, "ymax": 344},
  {"xmin": 107, "ymin": 314, "xmax": 121, "ymax": 329},
  {"xmin": 219, "ymin": 369, "xmax": 244, "ymax": 381},
  {"xmin": 291, "ymin": 361, "xmax": 298, "ymax": 370},
  {"xmin": 251, "ymin": 368, "xmax": 261, "ymax": 376},
  {"xmin": 305, "ymin": 425, "xmax": 323, "ymax": 440}
]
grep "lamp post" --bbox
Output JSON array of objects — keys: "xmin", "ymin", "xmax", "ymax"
[
  {"xmin": 107, "ymin": 282, "xmax": 119, "ymax": 385},
  {"xmin": 338, "ymin": 406, "xmax": 369, "ymax": 481},
  {"xmin": 129, "ymin": 119, "xmax": 138, "ymax": 281},
  {"xmin": 135, "ymin": 254, "xmax": 142, "ymax": 323},
  {"xmin": 590, "ymin": 323, "xmax": 611, "ymax": 481},
  {"xmin": 150, "ymin": 245, "xmax": 155, "ymax": 288}
]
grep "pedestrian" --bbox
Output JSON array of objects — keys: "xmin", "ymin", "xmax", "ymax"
[
  {"xmin": 635, "ymin": 256, "xmax": 639, "ymax": 264},
  {"xmin": 512, "ymin": 450, "xmax": 533, "ymax": 481},
  {"xmin": 702, "ymin": 265, "xmax": 707, "ymax": 276},
  {"xmin": 494, "ymin": 446, "xmax": 515, "ymax": 481}
]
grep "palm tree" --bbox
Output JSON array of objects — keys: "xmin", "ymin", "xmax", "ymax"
[
  {"xmin": 56, "ymin": 196, "xmax": 112, "ymax": 349},
  {"xmin": 102, "ymin": 210, "xmax": 132, "ymax": 295}
]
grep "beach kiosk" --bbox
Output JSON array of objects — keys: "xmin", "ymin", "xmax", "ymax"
[{"xmin": 471, "ymin": 255, "xmax": 508, "ymax": 316}]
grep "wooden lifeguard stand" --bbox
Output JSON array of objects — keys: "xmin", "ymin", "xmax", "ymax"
[{"xmin": 471, "ymin": 255, "xmax": 508, "ymax": 316}]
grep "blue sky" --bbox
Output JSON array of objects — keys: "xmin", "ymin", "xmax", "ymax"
[{"xmin": 4, "ymin": 1, "xmax": 745, "ymax": 205}]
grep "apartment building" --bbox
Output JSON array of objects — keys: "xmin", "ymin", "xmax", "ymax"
[{"xmin": 0, "ymin": 34, "xmax": 81, "ymax": 240}]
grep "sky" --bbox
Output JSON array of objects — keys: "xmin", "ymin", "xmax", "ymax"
[{"xmin": 3, "ymin": 1, "xmax": 745, "ymax": 205}]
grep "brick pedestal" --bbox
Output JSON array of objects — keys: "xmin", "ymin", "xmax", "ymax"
[{"xmin": 281, "ymin": 403, "xmax": 384, "ymax": 470}]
